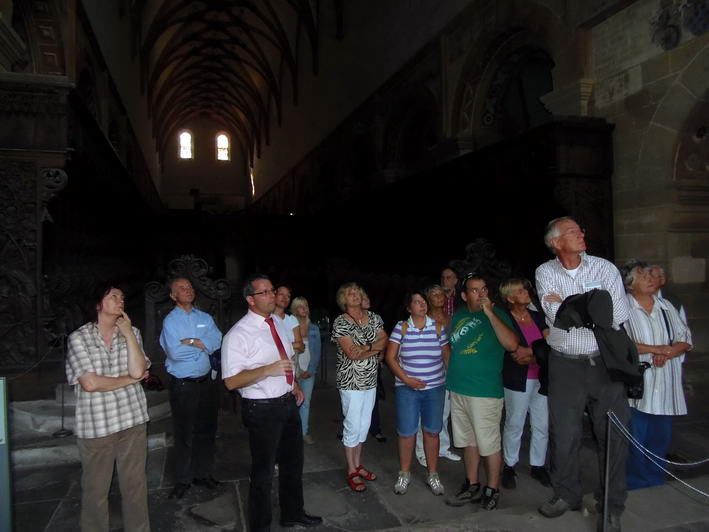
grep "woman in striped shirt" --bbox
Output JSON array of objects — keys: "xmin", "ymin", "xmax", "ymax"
[
  {"xmin": 621, "ymin": 260, "xmax": 692, "ymax": 490},
  {"xmin": 385, "ymin": 291, "xmax": 450, "ymax": 496}
]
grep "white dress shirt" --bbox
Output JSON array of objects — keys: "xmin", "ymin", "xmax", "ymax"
[{"xmin": 221, "ymin": 309, "xmax": 295, "ymax": 399}]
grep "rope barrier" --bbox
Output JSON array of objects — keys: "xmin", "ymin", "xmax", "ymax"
[
  {"xmin": 6, "ymin": 335, "xmax": 66, "ymax": 382},
  {"xmin": 608, "ymin": 411, "xmax": 709, "ymax": 468},
  {"xmin": 607, "ymin": 410, "xmax": 709, "ymax": 500}
]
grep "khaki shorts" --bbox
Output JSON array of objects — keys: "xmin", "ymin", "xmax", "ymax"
[{"xmin": 450, "ymin": 391, "xmax": 503, "ymax": 456}]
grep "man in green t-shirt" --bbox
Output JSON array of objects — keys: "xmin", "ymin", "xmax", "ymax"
[{"xmin": 444, "ymin": 273, "xmax": 519, "ymax": 511}]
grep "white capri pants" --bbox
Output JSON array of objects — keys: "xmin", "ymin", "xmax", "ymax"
[
  {"xmin": 339, "ymin": 388, "xmax": 377, "ymax": 448},
  {"xmin": 502, "ymin": 378, "xmax": 549, "ymax": 467}
]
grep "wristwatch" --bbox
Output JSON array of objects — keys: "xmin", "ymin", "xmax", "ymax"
[{"xmin": 189, "ymin": 338, "xmax": 195, "ymax": 346}]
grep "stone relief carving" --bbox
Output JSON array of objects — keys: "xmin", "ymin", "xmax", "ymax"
[
  {"xmin": 0, "ymin": 160, "xmax": 39, "ymax": 366},
  {"xmin": 449, "ymin": 238, "xmax": 512, "ymax": 304},
  {"xmin": 144, "ymin": 255, "xmax": 233, "ymax": 359},
  {"xmin": 650, "ymin": 0, "xmax": 709, "ymax": 50},
  {"xmin": 0, "ymin": 163, "xmax": 68, "ymax": 367}
]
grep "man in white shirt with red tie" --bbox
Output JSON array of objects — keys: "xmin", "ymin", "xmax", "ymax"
[{"xmin": 222, "ymin": 273, "xmax": 323, "ymax": 532}]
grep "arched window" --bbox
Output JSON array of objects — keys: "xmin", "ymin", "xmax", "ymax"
[
  {"xmin": 216, "ymin": 133, "xmax": 230, "ymax": 161},
  {"xmin": 179, "ymin": 130, "xmax": 193, "ymax": 159}
]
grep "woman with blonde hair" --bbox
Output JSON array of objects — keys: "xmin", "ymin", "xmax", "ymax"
[
  {"xmin": 499, "ymin": 278, "xmax": 551, "ymax": 490},
  {"xmin": 331, "ymin": 282, "xmax": 388, "ymax": 492},
  {"xmin": 290, "ymin": 296, "xmax": 322, "ymax": 444}
]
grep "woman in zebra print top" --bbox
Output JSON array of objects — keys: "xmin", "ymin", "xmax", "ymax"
[{"xmin": 332, "ymin": 282, "xmax": 388, "ymax": 491}]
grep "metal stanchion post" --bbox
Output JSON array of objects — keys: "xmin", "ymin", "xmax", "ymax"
[
  {"xmin": 603, "ymin": 410, "xmax": 611, "ymax": 532},
  {"xmin": 53, "ymin": 335, "xmax": 73, "ymax": 439}
]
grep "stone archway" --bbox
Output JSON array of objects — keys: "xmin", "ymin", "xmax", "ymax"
[
  {"xmin": 631, "ymin": 41, "xmax": 709, "ymax": 349},
  {"xmin": 450, "ymin": 0, "xmax": 570, "ymax": 148}
]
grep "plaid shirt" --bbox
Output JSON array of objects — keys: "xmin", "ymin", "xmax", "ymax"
[
  {"xmin": 444, "ymin": 291, "xmax": 457, "ymax": 317},
  {"xmin": 66, "ymin": 322, "xmax": 150, "ymax": 439},
  {"xmin": 535, "ymin": 253, "xmax": 629, "ymax": 355}
]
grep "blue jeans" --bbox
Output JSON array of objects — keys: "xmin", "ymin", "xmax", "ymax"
[
  {"xmin": 626, "ymin": 408, "xmax": 672, "ymax": 490},
  {"xmin": 298, "ymin": 374, "xmax": 316, "ymax": 434},
  {"xmin": 395, "ymin": 385, "xmax": 445, "ymax": 437}
]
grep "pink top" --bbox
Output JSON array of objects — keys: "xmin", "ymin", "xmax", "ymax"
[
  {"xmin": 518, "ymin": 321, "xmax": 543, "ymax": 380},
  {"xmin": 221, "ymin": 309, "xmax": 295, "ymax": 399}
]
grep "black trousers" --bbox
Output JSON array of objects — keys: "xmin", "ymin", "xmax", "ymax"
[
  {"xmin": 168, "ymin": 375, "xmax": 218, "ymax": 484},
  {"xmin": 548, "ymin": 351, "xmax": 629, "ymax": 515},
  {"xmin": 242, "ymin": 393, "xmax": 304, "ymax": 532}
]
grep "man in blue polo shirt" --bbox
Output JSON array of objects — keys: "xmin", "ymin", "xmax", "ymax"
[{"xmin": 160, "ymin": 277, "xmax": 222, "ymax": 499}]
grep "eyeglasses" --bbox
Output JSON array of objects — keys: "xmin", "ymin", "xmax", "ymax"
[
  {"xmin": 252, "ymin": 288, "xmax": 276, "ymax": 297},
  {"xmin": 560, "ymin": 227, "xmax": 585, "ymax": 237}
]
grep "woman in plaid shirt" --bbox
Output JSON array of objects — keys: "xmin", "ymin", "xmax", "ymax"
[{"xmin": 66, "ymin": 282, "xmax": 151, "ymax": 532}]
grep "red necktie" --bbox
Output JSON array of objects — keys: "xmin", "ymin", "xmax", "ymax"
[{"xmin": 265, "ymin": 317, "xmax": 293, "ymax": 385}]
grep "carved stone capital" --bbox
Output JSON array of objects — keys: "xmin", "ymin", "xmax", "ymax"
[
  {"xmin": 540, "ymin": 79, "xmax": 595, "ymax": 116},
  {"xmin": 41, "ymin": 167, "xmax": 68, "ymax": 203}
]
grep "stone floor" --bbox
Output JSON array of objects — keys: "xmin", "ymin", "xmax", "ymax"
[{"xmin": 9, "ymin": 351, "xmax": 709, "ymax": 531}]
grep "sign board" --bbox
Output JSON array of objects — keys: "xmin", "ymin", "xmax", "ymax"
[{"xmin": 0, "ymin": 377, "xmax": 11, "ymax": 530}]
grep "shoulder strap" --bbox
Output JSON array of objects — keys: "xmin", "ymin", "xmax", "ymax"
[
  {"xmin": 401, "ymin": 321, "xmax": 408, "ymax": 339},
  {"xmin": 660, "ymin": 308, "xmax": 674, "ymax": 344}
]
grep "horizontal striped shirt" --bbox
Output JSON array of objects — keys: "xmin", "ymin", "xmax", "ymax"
[
  {"xmin": 624, "ymin": 294, "xmax": 692, "ymax": 416},
  {"xmin": 535, "ymin": 253, "xmax": 629, "ymax": 355},
  {"xmin": 66, "ymin": 322, "xmax": 150, "ymax": 439},
  {"xmin": 389, "ymin": 316, "xmax": 448, "ymax": 390}
]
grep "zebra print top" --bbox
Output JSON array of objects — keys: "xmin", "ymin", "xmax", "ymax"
[{"xmin": 332, "ymin": 311, "xmax": 384, "ymax": 391}]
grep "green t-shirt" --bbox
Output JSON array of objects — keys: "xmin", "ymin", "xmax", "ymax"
[{"xmin": 446, "ymin": 307, "xmax": 513, "ymax": 398}]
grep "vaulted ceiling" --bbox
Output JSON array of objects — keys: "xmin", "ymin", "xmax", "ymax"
[{"xmin": 129, "ymin": 0, "xmax": 344, "ymax": 165}]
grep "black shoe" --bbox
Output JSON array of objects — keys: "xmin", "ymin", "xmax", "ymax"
[
  {"xmin": 373, "ymin": 432, "xmax": 387, "ymax": 443},
  {"xmin": 193, "ymin": 476, "xmax": 220, "ymax": 489},
  {"xmin": 280, "ymin": 512, "xmax": 323, "ymax": 527},
  {"xmin": 502, "ymin": 465, "xmax": 516, "ymax": 489},
  {"xmin": 480, "ymin": 486, "xmax": 500, "ymax": 511},
  {"xmin": 444, "ymin": 479, "xmax": 482, "ymax": 506},
  {"xmin": 170, "ymin": 482, "xmax": 190, "ymax": 499},
  {"xmin": 530, "ymin": 466, "xmax": 551, "ymax": 487},
  {"xmin": 538, "ymin": 495, "xmax": 581, "ymax": 518}
]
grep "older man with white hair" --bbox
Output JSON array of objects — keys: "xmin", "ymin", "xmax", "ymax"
[{"xmin": 535, "ymin": 216, "xmax": 630, "ymax": 532}]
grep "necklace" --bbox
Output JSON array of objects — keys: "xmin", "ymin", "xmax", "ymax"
[
  {"xmin": 511, "ymin": 310, "xmax": 529, "ymax": 322},
  {"xmin": 346, "ymin": 311, "xmax": 366, "ymax": 326}
]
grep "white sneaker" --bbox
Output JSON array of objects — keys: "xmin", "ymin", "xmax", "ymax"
[
  {"xmin": 416, "ymin": 453, "xmax": 427, "ymax": 467},
  {"xmin": 440, "ymin": 449, "xmax": 461, "ymax": 462},
  {"xmin": 427, "ymin": 472, "xmax": 445, "ymax": 496},
  {"xmin": 393, "ymin": 471, "xmax": 411, "ymax": 494}
]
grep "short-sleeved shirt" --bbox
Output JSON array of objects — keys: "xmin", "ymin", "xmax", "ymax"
[
  {"xmin": 221, "ymin": 310, "xmax": 295, "ymax": 399},
  {"xmin": 624, "ymin": 294, "xmax": 692, "ymax": 415},
  {"xmin": 331, "ymin": 311, "xmax": 384, "ymax": 391},
  {"xmin": 66, "ymin": 322, "xmax": 150, "ymax": 439},
  {"xmin": 389, "ymin": 316, "xmax": 448, "ymax": 390},
  {"xmin": 446, "ymin": 307, "xmax": 513, "ymax": 398}
]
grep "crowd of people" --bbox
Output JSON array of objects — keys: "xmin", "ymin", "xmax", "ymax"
[{"xmin": 64, "ymin": 215, "xmax": 692, "ymax": 532}]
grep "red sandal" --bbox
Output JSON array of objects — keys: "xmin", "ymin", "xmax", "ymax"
[
  {"xmin": 346, "ymin": 471, "xmax": 366, "ymax": 492},
  {"xmin": 355, "ymin": 465, "xmax": 377, "ymax": 481}
]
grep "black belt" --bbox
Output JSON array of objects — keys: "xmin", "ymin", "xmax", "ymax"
[
  {"xmin": 175, "ymin": 373, "xmax": 209, "ymax": 383},
  {"xmin": 243, "ymin": 392, "xmax": 293, "ymax": 404},
  {"xmin": 551, "ymin": 349, "xmax": 600, "ymax": 361}
]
